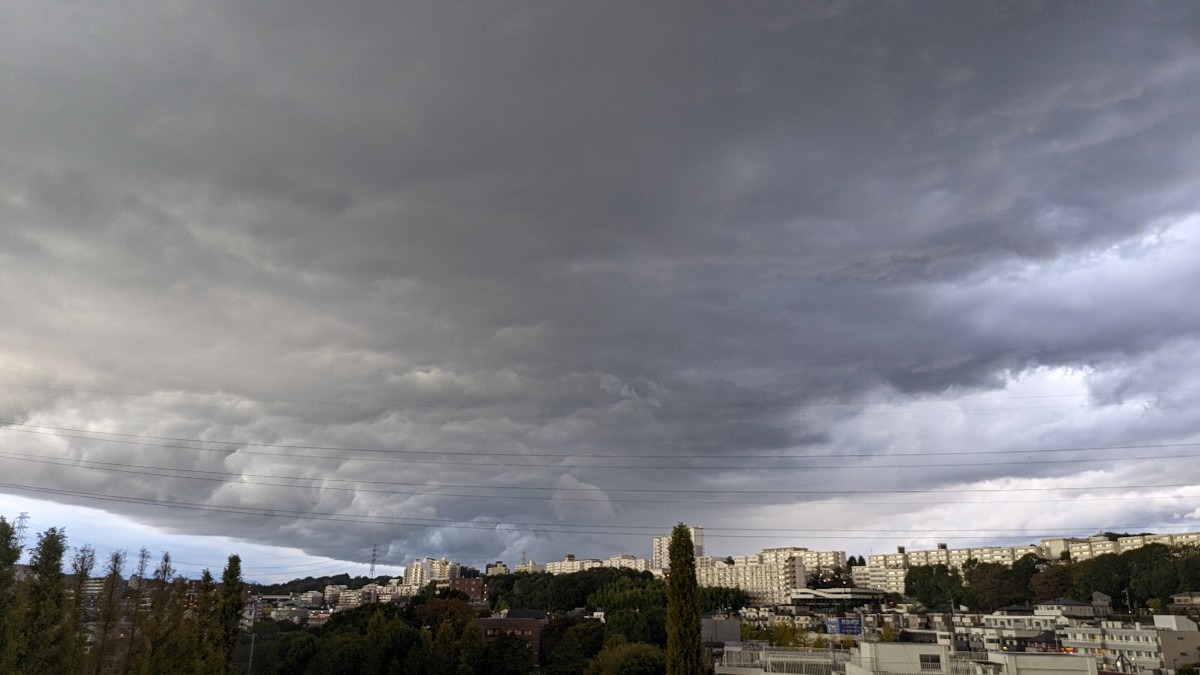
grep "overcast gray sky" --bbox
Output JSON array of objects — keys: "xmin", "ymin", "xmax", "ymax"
[{"xmin": 3, "ymin": 0, "xmax": 1200, "ymax": 581}]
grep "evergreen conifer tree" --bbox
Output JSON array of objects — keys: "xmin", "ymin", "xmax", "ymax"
[
  {"xmin": 666, "ymin": 523, "xmax": 704, "ymax": 675},
  {"xmin": 21, "ymin": 527, "xmax": 73, "ymax": 674},
  {"xmin": 215, "ymin": 554, "xmax": 245, "ymax": 674},
  {"xmin": 0, "ymin": 518, "xmax": 22, "ymax": 672}
]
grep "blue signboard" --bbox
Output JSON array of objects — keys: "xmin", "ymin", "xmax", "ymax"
[{"xmin": 825, "ymin": 618, "xmax": 862, "ymax": 635}]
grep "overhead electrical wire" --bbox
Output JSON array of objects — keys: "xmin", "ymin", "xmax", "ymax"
[
  {"xmin": 7, "ymin": 380, "xmax": 1200, "ymax": 410},
  {"xmin": 3, "ymin": 420, "xmax": 1199, "ymax": 464},
  {"xmin": 2, "ymin": 450, "xmax": 1199, "ymax": 507},
  {"xmin": 3, "ymin": 478, "xmax": 1194, "ymax": 541}
]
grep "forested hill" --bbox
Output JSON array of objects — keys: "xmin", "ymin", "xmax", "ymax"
[{"xmin": 251, "ymin": 574, "xmax": 395, "ymax": 595}]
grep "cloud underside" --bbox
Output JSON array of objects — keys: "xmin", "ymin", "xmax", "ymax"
[{"xmin": 2, "ymin": 1, "xmax": 1200, "ymax": 566}]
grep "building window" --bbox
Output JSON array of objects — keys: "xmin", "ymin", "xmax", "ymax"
[{"xmin": 920, "ymin": 654, "xmax": 942, "ymax": 671}]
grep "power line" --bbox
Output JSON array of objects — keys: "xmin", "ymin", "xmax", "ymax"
[
  {"xmin": 4, "ymin": 420, "xmax": 1200, "ymax": 464},
  {"xmin": 7, "ymin": 380, "xmax": 1200, "ymax": 410},
  {"xmin": 2, "ymin": 450, "xmax": 1200, "ymax": 506},
  {"xmin": 2, "ymin": 478, "xmax": 1198, "ymax": 539}
]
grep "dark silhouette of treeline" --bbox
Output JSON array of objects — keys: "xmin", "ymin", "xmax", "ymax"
[
  {"xmin": 253, "ymin": 573, "xmax": 395, "ymax": 596},
  {"xmin": 0, "ymin": 518, "xmax": 245, "ymax": 674}
]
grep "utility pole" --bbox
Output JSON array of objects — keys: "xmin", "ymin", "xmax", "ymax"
[
  {"xmin": 369, "ymin": 544, "xmax": 378, "ymax": 578},
  {"xmin": 246, "ymin": 601, "xmax": 257, "ymax": 674}
]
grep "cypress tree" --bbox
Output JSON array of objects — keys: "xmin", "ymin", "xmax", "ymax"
[
  {"xmin": 22, "ymin": 527, "xmax": 74, "ymax": 674},
  {"xmin": 0, "ymin": 518, "xmax": 22, "ymax": 672},
  {"xmin": 666, "ymin": 523, "xmax": 704, "ymax": 675},
  {"xmin": 215, "ymin": 554, "xmax": 245, "ymax": 674}
]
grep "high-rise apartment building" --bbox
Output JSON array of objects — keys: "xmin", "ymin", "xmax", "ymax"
[{"xmin": 652, "ymin": 526, "xmax": 704, "ymax": 570}]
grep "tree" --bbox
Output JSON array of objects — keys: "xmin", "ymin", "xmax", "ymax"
[
  {"xmin": 483, "ymin": 633, "xmax": 535, "ymax": 675},
  {"xmin": 21, "ymin": 527, "xmax": 74, "ymax": 674},
  {"xmin": 67, "ymin": 545, "xmax": 96, "ymax": 668},
  {"xmin": 1122, "ymin": 544, "xmax": 1178, "ymax": 607},
  {"xmin": 0, "ymin": 518, "xmax": 22, "ymax": 672},
  {"xmin": 807, "ymin": 566, "xmax": 854, "ymax": 589},
  {"xmin": 1070, "ymin": 554, "xmax": 1128, "ymax": 605},
  {"xmin": 543, "ymin": 619, "xmax": 606, "ymax": 675},
  {"xmin": 698, "ymin": 586, "xmax": 750, "ymax": 613},
  {"xmin": 123, "ymin": 547, "xmax": 153, "ymax": 671},
  {"xmin": 1011, "ymin": 554, "xmax": 1047, "ymax": 597},
  {"xmin": 904, "ymin": 565, "xmax": 963, "ymax": 610},
  {"xmin": 585, "ymin": 642, "xmax": 667, "ymax": 675},
  {"xmin": 962, "ymin": 562, "xmax": 1026, "ymax": 612},
  {"xmin": 89, "ymin": 549, "xmax": 127, "ymax": 675},
  {"xmin": 666, "ymin": 523, "xmax": 704, "ymax": 675},
  {"xmin": 1029, "ymin": 563, "xmax": 1074, "ymax": 603},
  {"xmin": 215, "ymin": 554, "xmax": 246, "ymax": 673}
]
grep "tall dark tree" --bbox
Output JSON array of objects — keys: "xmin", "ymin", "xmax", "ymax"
[
  {"xmin": 193, "ymin": 568, "xmax": 222, "ymax": 674},
  {"xmin": 1011, "ymin": 554, "xmax": 1047, "ymax": 597},
  {"xmin": 1070, "ymin": 554, "xmax": 1128, "ymax": 606},
  {"xmin": 905, "ymin": 564, "xmax": 964, "ymax": 610},
  {"xmin": 483, "ymin": 633, "xmax": 535, "ymax": 675},
  {"xmin": 123, "ymin": 547, "xmax": 153, "ymax": 672},
  {"xmin": 89, "ymin": 549, "xmax": 127, "ymax": 675},
  {"xmin": 1122, "ymin": 544, "xmax": 1178, "ymax": 607},
  {"xmin": 138, "ymin": 554, "xmax": 189, "ymax": 675},
  {"xmin": 666, "ymin": 523, "xmax": 704, "ymax": 675},
  {"xmin": 1029, "ymin": 563, "xmax": 1074, "ymax": 603},
  {"xmin": 215, "ymin": 554, "xmax": 246, "ymax": 674},
  {"xmin": 21, "ymin": 527, "xmax": 74, "ymax": 674},
  {"xmin": 962, "ymin": 562, "xmax": 1026, "ymax": 611},
  {"xmin": 0, "ymin": 518, "xmax": 22, "ymax": 672}
]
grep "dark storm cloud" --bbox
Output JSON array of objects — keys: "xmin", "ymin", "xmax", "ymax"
[{"xmin": 3, "ymin": 0, "xmax": 1200, "ymax": 566}]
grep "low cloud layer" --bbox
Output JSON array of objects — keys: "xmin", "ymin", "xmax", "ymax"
[{"xmin": 3, "ymin": 1, "xmax": 1200, "ymax": 574}]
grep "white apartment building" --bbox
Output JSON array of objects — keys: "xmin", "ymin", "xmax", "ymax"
[
  {"xmin": 514, "ymin": 560, "xmax": 544, "ymax": 573},
  {"xmin": 602, "ymin": 554, "xmax": 653, "ymax": 572},
  {"xmin": 856, "ymin": 530, "xmax": 1200, "ymax": 596},
  {"xmin": 841, "ymin": 642, "xmax": 1097, "ymax": 675},
  {"xmin": 759, "ymin": 546, "xmax": 847, "ymax": 571},
  {"xmin": 323, "ymin": 584, "xmax": 347, "ymax": 606},
  {"xmin": 1059, "ymin": 616, "xmax": 1200, "ymax": 674},
  {"xmin": 851, "ymin": 565, "xmax": 910, "ymax": 595},
  {"xmin": 652, "ymin": 526, "xmax": 705, "ymax": 570},
  {"xmin": 857, "ymin": 543, "xmax": 1045, "ymax": 594},
  {"xmin": 335, "ymin": 589, "xmax": 364, "ymax": 611},
  {"xmin": 1057, "ymin": 532, "xmax": 1200, "ymax": 562},
  {"xmin": 695, "ymin": 549, "xmax": 806, "ymax": 606},
  {"xmin": 545, "ymin": 554, "xmax": 602, "ymax": 575},
  {"xmin": 403, "ymin": 557, "xmax": 461, "ymax": 587}
]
